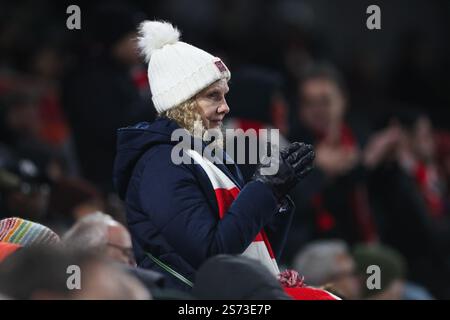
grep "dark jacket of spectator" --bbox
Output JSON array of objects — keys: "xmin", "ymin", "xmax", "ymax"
[
  {"xmin": 113, "ymin": 117, "xmax": 293, "ymax": 291},
  {"xmin": 368, "ymin": 161, "xmax": 450, "ymax": 299}
]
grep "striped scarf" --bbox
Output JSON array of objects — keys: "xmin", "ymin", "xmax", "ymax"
[{"xmin": 186, "ymin": 149, "xmax": 280, "ymax": 275}]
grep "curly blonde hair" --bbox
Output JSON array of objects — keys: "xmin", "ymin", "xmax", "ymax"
[
  {"xmin": 159, "ymin": 98, "xmax": 205, "ymax": 137},
  {"xmin": 159, "ymin": 97, "xmax": 225, "ymax": 149}
]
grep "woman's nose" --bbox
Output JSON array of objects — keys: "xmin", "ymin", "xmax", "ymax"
[{"xmin": 217, "ymin": 101, "xmax": 230, "ymax": 115}]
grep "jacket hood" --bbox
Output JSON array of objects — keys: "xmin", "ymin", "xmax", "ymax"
[{"xmin": 113, "ymin": 117, "xmax": 181, "ymax": 199}]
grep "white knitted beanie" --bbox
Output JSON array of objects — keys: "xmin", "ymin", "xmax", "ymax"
[{"xmin": 137, "ymin": 21, "xmax": 231, "ymax": 113}]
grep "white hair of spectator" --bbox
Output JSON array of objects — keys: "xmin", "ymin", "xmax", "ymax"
[
  {"xmin": 292, "ymin": 240, "xmax": 349, "ymax": 286},
  {"xmin": 62, "ymin": 212, "xmax": 120, "ymax": 252}
]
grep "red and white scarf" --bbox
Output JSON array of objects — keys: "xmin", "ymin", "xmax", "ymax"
[{"xmin": 186, "ymin": 149, "xmax": 280, "ymax": 275}]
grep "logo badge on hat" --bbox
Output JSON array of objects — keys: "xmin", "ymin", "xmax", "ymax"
[{"xmin": 214, "ymin": 60, "xmax": 227, "ymax": 73}]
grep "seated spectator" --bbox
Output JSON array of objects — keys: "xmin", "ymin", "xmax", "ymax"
[
  {"xmin": 286, "ymin": 63, "xmax": 387, "ymax": 263},
  {"xmin": 368, "ymin": 110, "xmax": 450, "ymax": 299},
  {"xmin": 62, "ymin": 212, "xmax": 134, "ymax": 266},
  {"xmin": 0, "ymin": 217, "xmax": 60, "ymax": 246},
  {"xmin": 353, "ymin": 244, "xmax": 413, "ymax": 300},
  {"xmin": 0, "ymin": 245, "xmax": 150, "ymax": 300},
  {"xmin": 62, "ymin": 211, "xmax": 170, "ymax": 296},
  {"xmin": 396, "ymin": 113, "xmax": 448, "ymax": 219},
  {"xmin": 292, "ymin": 239, "xmax": 361, "ymax": 299}
]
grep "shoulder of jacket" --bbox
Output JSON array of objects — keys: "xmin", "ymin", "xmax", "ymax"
[{"xmin": 139, "ymin": 145, "xmax": 200, "ymax": 177}]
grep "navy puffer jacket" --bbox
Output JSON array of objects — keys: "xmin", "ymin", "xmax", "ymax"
[{"xmin": 113, "ymin": 117, "xmax": 294, "ymax": 291}]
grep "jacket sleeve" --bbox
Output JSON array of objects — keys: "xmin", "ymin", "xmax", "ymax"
[
  {"xmin": 264, "ymin": 196, "xmax": 295, "ymax": 261},
  {"xmin": 138, "ymin": 151, "xmax": 279, "ymax": 269}
]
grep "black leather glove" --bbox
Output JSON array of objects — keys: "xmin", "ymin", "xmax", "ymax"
[{"xmin": 252, "ymin": 142, "xmax": 315, "ymax": 201}]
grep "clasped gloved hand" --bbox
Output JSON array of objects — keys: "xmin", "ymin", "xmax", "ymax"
[{"xmin": 252, "ymin": 142, "xmax": 315, "ymax": 202}]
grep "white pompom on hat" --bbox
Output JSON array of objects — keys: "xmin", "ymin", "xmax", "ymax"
[{"xmin": 137, "ymin": 20, "xmax": 231, "ymax": 113}]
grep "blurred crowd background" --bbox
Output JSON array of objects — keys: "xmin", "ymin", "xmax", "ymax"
[{"xmin": 0, "ymin": 0, "xmax": 450, "ymax": 300}]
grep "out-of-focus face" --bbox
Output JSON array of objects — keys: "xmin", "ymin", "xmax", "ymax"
[
  {"xmin": 33, "ymin": 47, "xmax": 63, "ymax": 79},
  {"xmin": 196, "ymin": 79, "xmax": 230, "ymax": 129},
  {"xmin": 298, "ymin": 77, "xmax": 346, "ymax": 136},
  {"xmin": 32, "ymin": 260, "xmax": 150, "ymax": 300},
  {"xmin": 331, "ymin": 253, "xmax": 361, "ymax": 300},
  {"xmin": 411, "ymin": 116, "xmax": 435, "ymax": 163},
  {"xmin": 105, "ymin": 224, "xmax": 135, "ymax": 266},
  {"xmin": 73, "ymin": 261, "xmax": 151, "ymax": 300},
  {"xmin": 113, "ymin": 32, "xmax": 141, "ymax": 66}
]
